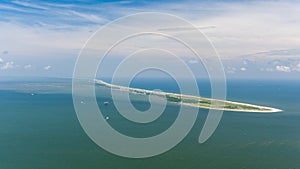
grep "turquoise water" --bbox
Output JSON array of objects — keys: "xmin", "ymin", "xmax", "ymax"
[{"xmin": 0, "ymin": 78, "xmax": 300, "ymax": 169}]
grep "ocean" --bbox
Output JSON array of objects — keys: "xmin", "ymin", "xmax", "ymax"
[{"xmin": 0, "ymin": 77, "xmax": 299, "ymax": 169}]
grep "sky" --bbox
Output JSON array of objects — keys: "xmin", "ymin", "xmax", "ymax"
[{"xmin": 0, "ymin": 0, "xmax": 300, "ymax": 79}]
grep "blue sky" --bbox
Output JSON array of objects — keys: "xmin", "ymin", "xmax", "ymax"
[{"xmin": 0, "ymin": 0, "xmax": 300, "ymax": 79}]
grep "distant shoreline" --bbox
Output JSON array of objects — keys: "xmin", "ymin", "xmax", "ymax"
[{"xmin": 95, "ymin": 79, "xmax": 282, "ymax": 113}]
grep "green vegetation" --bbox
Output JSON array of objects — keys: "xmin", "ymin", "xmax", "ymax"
[
  {"xmin": 166, "ymin": 95, "xmax": 182, "ymax": 102},
  {"xmin": 199, "ymin": 100, "xmax": 211, "ymax": 104},
  {"xmin": 95, "ymin": 79, "xmax": 281, "ymax": 113}
]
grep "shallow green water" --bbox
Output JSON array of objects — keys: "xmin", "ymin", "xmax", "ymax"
[{"xmin": 0, "ymin": 78, "xmax": 299, "ymax": 169}]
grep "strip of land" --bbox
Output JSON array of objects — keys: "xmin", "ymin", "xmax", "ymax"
[{"xmin": 95, "ymin": 79, "xmax": 282, "ymax": 113}]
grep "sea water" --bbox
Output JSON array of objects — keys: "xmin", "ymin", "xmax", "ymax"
[{"xmin": 0, "ymin": 77, "xmax": 299, "ymax": 169}]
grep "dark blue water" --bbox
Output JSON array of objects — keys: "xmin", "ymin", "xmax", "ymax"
[{"xmin": 0, "ymin": 78, "xmax": 299, "ymax": 169}]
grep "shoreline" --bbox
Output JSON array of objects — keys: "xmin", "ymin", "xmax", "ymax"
[{"xmin": 95, "ymin": 79, "xmax": 282, "ymax": 113}]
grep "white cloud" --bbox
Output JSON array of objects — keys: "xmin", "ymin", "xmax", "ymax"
[
  {"xmin": 240, "ymin": 67, "xmax": 246, "ymax": 71},
  {"xmin": 0, "ymin": 4, "xmax": 30, "ymax": 13},
  {"xmin": 0, "ymin": 61, "xmax": 14, "ymax": 70},
  {"xmin": 188, "ymin": 59, "xmax": 198, "ymax": 64},
  {"xmin": 0, "ymin": 58, "xmax": 3, "ymax": 63},
  {"xmin": 293, "ymin": 63, "xmax": 300, "ymax": 71},
  {"xmin": 276, "ymin": 65, "xmax": 291, "ymax": 72},
  {"xmin": 227, "ymin": 66, "xmax": 236, "ymax": 74},
  {"xmin": 1, "ymin": 1, "xmax": 300, "ymax": 78},
  {"xmin": 24, "ymin": 64, "xmax": 32, "ymax": 69},
  {"xmin": 0, "ymin": 22, "xmax": 93, "ymax": 57},
  {"xmin": 12, "ymin": 1, "xmax": 48, "ymax": 10},
  {"xmin": 193, "ymin": 1, "xmax": 300, "ymax": 59},
  {"xmin": 69, "ymin": 11, "xmax": 106, "ymax": 23},
  {"xmin": 1, "ymin": 1, "xmax": 300, "ymax": 61},
  {"xmin": 44, "ymin": 65, "xmax": 51, "ymax": 70}
]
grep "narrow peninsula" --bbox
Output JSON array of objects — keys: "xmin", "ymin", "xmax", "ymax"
[{"xmin": 95, "ymin": 80, "xmax": 282, "ymax": 113}]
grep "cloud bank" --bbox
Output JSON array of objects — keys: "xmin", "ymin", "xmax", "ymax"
[{"xmin": 0, "ymin": 0, "xmax": 299, "ymax": 78}]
